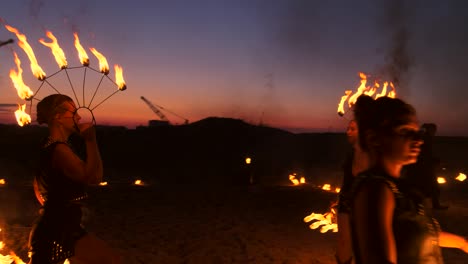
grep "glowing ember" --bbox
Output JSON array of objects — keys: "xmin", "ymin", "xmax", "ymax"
[
  {"xmin": 99, "ymin": 181, "xmax": 108, "ymax": 186},
  {"xmin": 14, "ymin": 104, "xmax": 31, "ymax": 127},
  {"xmin": 437, "ymin": 177, "xmax": 446, "ymax": 184},
  {"xmin": 337, "ymin": 72, "xmax": 397, "ymax": 116},
  {"xmin": 5, "ymin": 25, "xmax": 46, "ymax": 80},
  {"xmin": 134, "ymin": 179, "xmax": 144, "ymax": 185},
  {"xmin": 89, "ymin": 47, "xmax": 109, "ymax": 75},
  {"xmin": 321, "ymin": 184, "xmax": 331, "ymax": 191},
  {"xmin": 114, "ymin": 65, "xmax": 126, "ymax": 90},
  {"xmin": 0, "ymin": 179, "xmax": 5, "ymax": 185},
  {"xmin": 9, "ymin": 52, "xmax": 34, "ymax": 100},
  {"xmin": 304, "ymin": 205, "xmax": 338, "ymax": 233},
  {"xmin": 73, "ymin": 33, "xmax": 89, "ymax": 66},
  {"xmin": 455, "ymin": 173, "xmax": 466, "ymax": 182},
  {"xmin": 39, "ymin": 31, "xmax": 68, "ymax": 69}
]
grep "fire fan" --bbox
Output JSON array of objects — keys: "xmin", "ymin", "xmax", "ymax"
[{"xmin": 5, "ymin": 24, "xmax": 127, "ymax": 127}]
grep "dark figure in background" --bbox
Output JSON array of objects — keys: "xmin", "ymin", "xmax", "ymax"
[
  {"xmin": 349, "ymin": 95, "xmax": 468, "ymax": 264},
  {"xmin": 336, "ymin": 120, "xmax": 370, "ymax": 264},
  {"xmin": 404, "ymin": 123, "xmax": 448, "ymax": 210},
  {"xmin": 29, "ymin": 94, "xmax": 121, "ymax": 264}
]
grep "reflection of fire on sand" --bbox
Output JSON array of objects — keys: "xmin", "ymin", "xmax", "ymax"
[{"xmin": 1, "ymin": 23, "xmax": 127, "ymax": 263}]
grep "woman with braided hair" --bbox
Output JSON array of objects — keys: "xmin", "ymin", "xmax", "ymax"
[
  {"xmin": 349, "ymin": 95, "xmax": 468, "ymax": 264},
  {"xmin": 29, "ymin": 94, "xmax": 121, "ymax": 264}
]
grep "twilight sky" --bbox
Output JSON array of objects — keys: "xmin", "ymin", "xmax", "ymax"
[{"xmin": 0, "ymin": 0, "xmax": 467, "ymax": 136}]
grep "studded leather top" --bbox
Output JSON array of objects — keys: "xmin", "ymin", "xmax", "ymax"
[
  {"xmin": 35, "ymin": 138, "xmax": 88, "ymax": 205},
  {"xmin": 350, "ymin": 169, "xmax": 444, "ymax": 264}
]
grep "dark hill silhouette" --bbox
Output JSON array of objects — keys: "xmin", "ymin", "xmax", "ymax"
[{"xmin": 1, "ymin": 118, "xmax": 467, "ymax": 187}]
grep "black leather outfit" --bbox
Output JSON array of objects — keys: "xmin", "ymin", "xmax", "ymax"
[
  {"xmin": 350, "ymin": 169, "xmax": 444, "ymax": 264},
  {"xmin": 28, "ymin": 138, "xmax": 88, "ymax": 263}
]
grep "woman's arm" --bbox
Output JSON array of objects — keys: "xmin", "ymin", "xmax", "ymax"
[
  {"xmin": 353, "ymin": 180, "xmax": 397, "ymax": 264},
  {"xmin": 439, "ymin": 231, "xmax": 468, "ymax": 253},
  {"xmin": 52, "ymin": 124, "xmax": 103, "ymax": 184}
]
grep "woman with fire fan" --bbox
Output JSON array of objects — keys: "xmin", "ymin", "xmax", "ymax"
[{"xmin": 28, "ymin": 94, "xmax": 121, "ymax": 264}]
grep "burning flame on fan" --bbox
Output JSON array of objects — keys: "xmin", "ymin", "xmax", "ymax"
[
  {"xmin": 304, "ymin": 201, "xmax": 338, "ymax": 233},
  {"xmin": 14, "ymin": 104, "xmax": 31, "ymax": 127},
  {"xmin": 9, "ymin": 52, "xmax": 34, "ymax": 100},
  {"xmin": 39, "ymin": 31, "xmax": 68, "ymax": 69},
  {"xmin": 5, "ymin": 25, "xmax": 46, "ymax": 80},
  {"xmin": 288, "ymin": 173, "xmax": 305, "ymax": 185},
  {"xmin": 89, "ymin": 48, "xmax": 109, "ymax": 75},
  {"xmin": 74, "ymin": 33, "xmax": 89, "ymax": 66},
  {"xmin": 5, "ymin": 25, "xmax": 127, "ymax": 126},
  {"xmin": 337, "ymin": 72, "xmax": 396, "ymax": 116}
]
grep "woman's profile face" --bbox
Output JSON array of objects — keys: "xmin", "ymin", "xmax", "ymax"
[
  {"xmin": 380, "ymin": 114, "xmax": 423, "ymax": 166},
  {"xmin": 346, "ymin": 120, "xmax": 358, "ymax": 145},
  {"xmin": 56, "ymin": 100, "xmax": 80, "ymax": 132}
]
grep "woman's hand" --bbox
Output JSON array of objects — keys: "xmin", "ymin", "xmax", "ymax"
[{"xmin": 78, "ymin": 122, "xmax": 96, "ymax": 142}]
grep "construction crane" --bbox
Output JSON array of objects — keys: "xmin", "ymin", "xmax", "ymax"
[{"xmin": 140, "ymin": 96, "xmax": 189, "ymax": 126}]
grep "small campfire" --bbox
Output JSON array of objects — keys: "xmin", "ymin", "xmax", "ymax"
[
  {"xmin": 134, "ymin": 179, "xmax": 145, "ymax": 186},
  {"xmin": 455, "ymin": 173, "xmax": 466, "ymax": 182},
  {"xmin": 288, "ymin": 173, "xmax": 306, "ymax": 186}
]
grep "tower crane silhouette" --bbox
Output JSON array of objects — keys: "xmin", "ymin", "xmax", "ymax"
[{"xmin": 140, "ymin": 96, "xmax": 189, "ymax": 125}]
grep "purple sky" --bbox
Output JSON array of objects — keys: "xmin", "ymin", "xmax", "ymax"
[{"xmin": 1, "ymin": 0, "xmax": 467, "ymax": 136}]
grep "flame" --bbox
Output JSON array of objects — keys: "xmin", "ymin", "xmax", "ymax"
[
  {"xmin": 322, "ymin": 184, "xmax": 331, "ymax": 191},
  {"xmin": 99, "ymin": 181, "xmax": 108, "ymax": 186},
  {"xmin": 335, "ymin": 187, "xmax": 341, "ymax": 193},
  {"xmin": 134, "ymin": 179, "xmax": 144, "ymax": 185},
  {"xmin": 437, "ymin": 177, "xmax": 446, "ymax": 184},
  {"xmin": 114, "ymin": 65, "xmax": 126, "ymax": 91},
  {"xmin": 337, "ymin": 72, "xmax": 398, "ymax": 116},
  {"xmin": 299, "ymin": 177, "xmax": 306, "ymax": 184},
  {"xmin": 9, "ymin": 52, "xmax": 34, "ymax": 100},
  {"xmin": 245, "ymin": 157, "xmax": 251, "ymax": 164},
  {"xmin": 288, "ymin": 173, "xmax": 300, "ymax": 185},
  {"xmin": 14, "ymin": 104, "xmax": 31, "ymax": 127},
  {"xmin": 0, "ymin": 228, "xmax": 27, "ymax": 264},
  {"xmin": 304, "ymin": 204, "xmax": 338, "ymax": 233},
  {"xmin": 5, "ymin": 25, "xmax": 46, "ymax": 80},
  {"xmin": 89, "ymin": 48, "xmax": 109, "ymax": 74},
  {"xmin": 9, "ymin": 252, "xmax": 26, "ymax": 264},
  {"xmin": 73, "ymin": 33, "xmax": 89, "ymax": 66},
  {"xmin": 455, "ymin": 173, "xmax": 466, "ymax": 182},
  {"xmin": 347, "ymin": 72, "xmax": 368, "ymax": 108},
  {"xmin": 337, "ymin": 90, "xmax": 352, "ymax": 116},
  {"xmin": 0, "ymin": 179, "xmax": 5, "ymax": 185},
  {"xmin": 39, "ymin": 31, "xmax": 67, "ymax": 69}
]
